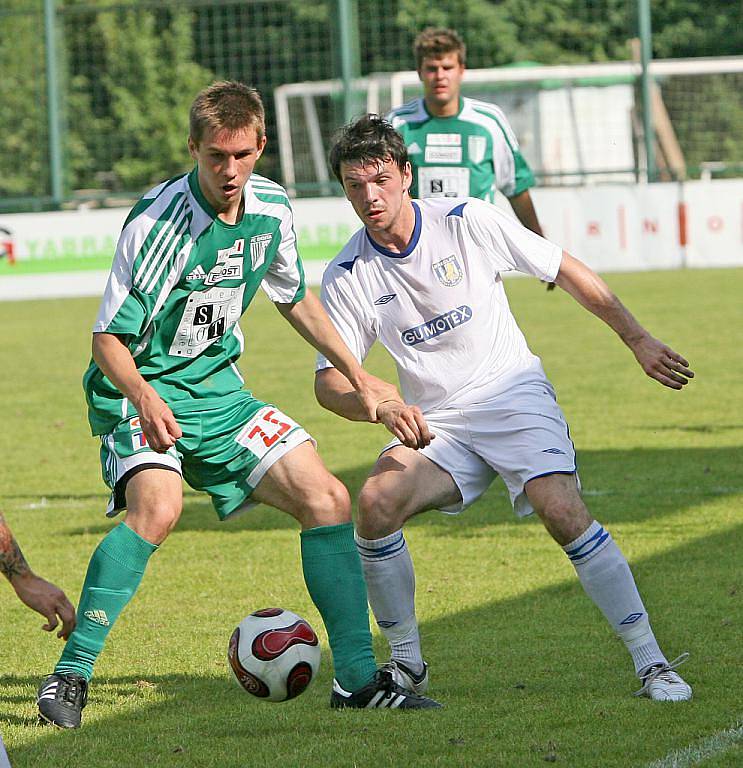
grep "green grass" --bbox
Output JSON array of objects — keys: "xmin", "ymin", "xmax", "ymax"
[{"xmin": 1, "ymin": 268, "xmax": 741, "ymax": 767}]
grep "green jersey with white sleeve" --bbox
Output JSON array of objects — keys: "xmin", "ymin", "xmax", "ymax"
[
  {"xmin": 83, "ymin": 169, "xmax": 305, "ymax": 436},
  {"xmin": 387, "ymin": 96, "xmax": 534, "ymax": 202}
]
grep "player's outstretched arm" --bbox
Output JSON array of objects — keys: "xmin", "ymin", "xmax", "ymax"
[
  {"xmin": 1, "ymin": 514, "xmax": 76, "ymax": 639},
  {"xmin": 92, "ymin": 332, "xmax": 182, "ymax": 451},
  {"xmin": 314, "ymin": 368, "xmax": 432, "ymax": 450},
  {"xmin": 554, "ymin": 252, "xmax": 694, "ymax": 390},
  {"xmin": 276, "ymin": 290, "xmax": 400, "ymax": 421}
]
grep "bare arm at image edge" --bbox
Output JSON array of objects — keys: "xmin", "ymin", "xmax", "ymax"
[{"xmin": 0, "ymin": 513, "xmax": 76, "ymax": 639}]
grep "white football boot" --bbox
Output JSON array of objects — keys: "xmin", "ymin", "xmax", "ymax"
[
  {"xmin": 383, "ymin": 660, "xmax": 430, "ymax": 696},
  {"xmin": 634, "ymin": 653, "xmax": 692, "ymax": 701}
]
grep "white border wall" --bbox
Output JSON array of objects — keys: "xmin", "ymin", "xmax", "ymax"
[{"xmin": 0, "ymin": 179, "xmax": 741, "ymax": 301}]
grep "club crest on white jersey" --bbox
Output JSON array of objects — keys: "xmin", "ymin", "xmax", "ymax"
[
  {"xmin": 468, "ymin": 135, "xmax": 487, "ymax": 164},
  {"xmin": 433, "ymin": 255, "xmax": 463, "ymax": 286},
  {"xmin": 250, "ymin": 233, "xmax": 273, "ymax": 270}
]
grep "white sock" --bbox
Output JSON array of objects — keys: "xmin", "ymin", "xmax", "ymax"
[
  {"xmin": 564, "ymin": 520, "xmax": 668, "ymax": 676},
  {"xmin": 355, "ymin": 529, "xmax": 424, "ymax": 673}
]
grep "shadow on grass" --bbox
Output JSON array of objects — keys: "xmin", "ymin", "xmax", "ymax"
[
  {"xmin": 59, "ymin": 444, "xmax": 743, "ymax": 538},
  {"xmin": 4, "ymin": 524, "xmax": 741, "ymax": 768},
  {"xmin": 639, "ymin": 424, "xmax": 743, "ymax": 435},
  {"xmin": 0, "ymin": 494, "xmax": 106, "ymax": 504}
]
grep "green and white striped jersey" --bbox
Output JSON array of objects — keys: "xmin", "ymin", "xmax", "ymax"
[
  {"xmin": 84, "ymin": 168, "xmax": 305, "ymax": 435},
  {"xmin": 387, "ymin": 97, "xmax": 534, "ymax": 202}
]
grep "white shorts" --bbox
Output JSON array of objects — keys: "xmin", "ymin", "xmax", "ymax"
[{"xmin": 382, "ymin": 380, "xmax": 577, "ymax": 517}]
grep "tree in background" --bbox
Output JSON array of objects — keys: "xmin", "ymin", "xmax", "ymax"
[
  {"xmin": 2, "ymin": 0, "xmax": 741, "ymax": 205},
  {"xmin": 0, "ymin": 2, "xmax": 50, "ymax": 203},
  {"xmin": 651, "ymin": 0, "xmax": 743, "ymax": 59},
  {"xmin": 64, "ymin": 4, "xmax": 213, "ymax": 194}
]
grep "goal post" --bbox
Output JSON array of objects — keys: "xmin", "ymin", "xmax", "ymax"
[
  {"xmin": 274, "ymin": 56, "xmax": 743, "ymax": 195},
  {"xmin": 275, "ymin": 74, "xmax": 394, "ymax": 195}
]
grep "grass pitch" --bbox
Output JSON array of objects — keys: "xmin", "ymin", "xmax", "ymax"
[{"xmin": 0, "ymin": 268, "xmax": 741, "ymax": 767}]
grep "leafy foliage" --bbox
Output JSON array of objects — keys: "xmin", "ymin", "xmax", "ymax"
[
  {"xmin": 0, "ymin": 2, "xmax": 49, "ymax": 200},
  {"xmin": 64, "ymin": 4, "xmax": 213, "ymax": 192},
  {"xmin": 2, "ymin": 0, "xmax": 742, "ymax": 203}
]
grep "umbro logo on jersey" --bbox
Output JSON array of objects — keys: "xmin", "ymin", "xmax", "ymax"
[
  {"xmin": 185, "ymin": 265, "xmax": 206, "ymax": 281},
  {"xmin": 84, "ymin": 609, "xmax": 110, "ymax": 626},
  {"xmin": 542, "ymin": 448, "xmax": 566, "ymax": 455},
  {"xmin": 407, "ymin": 142, "xmax": 422, "ymax": 155},
  {"xmin": 374, "ymin": 294, "xmax": 397, "ymax": 305},
  {"xmin": 401, "ymin": 305, "xmax": 472, "ymax": 346}
]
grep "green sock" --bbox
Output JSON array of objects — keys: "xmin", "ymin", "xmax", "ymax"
[
  {"xmin": 300, "ymin": 522, "xmax": 377, "ymax": 692},
  {"xmin": 55, "ymin": 522, "xmax": 157, "ymax": 681}
]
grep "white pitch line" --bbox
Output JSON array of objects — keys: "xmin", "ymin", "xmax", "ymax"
[{"xmin": 646, "ymin": 722, "xmax": 743, "ymax": 768}]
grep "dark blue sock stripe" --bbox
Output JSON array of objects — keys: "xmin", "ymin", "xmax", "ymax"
[
  {"xmin": 356, "ymin": 533, "xmax": 405, "ymax": 559},
  {"xmin": 564, "ymin": 525, "xmax": 605, "ymax": 557},
  {"xmin": 567, "ymin": 530, "xmax": 611, "ymax": 562}
]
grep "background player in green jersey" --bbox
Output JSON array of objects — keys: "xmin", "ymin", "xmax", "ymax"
[
  {"xmin": 1, "ymin": 513, "xmax": 76, "ymax": 639},
  {"xmin": 389, "ymin": 27, "xmax": 552, "ymax": 286},
  {"xmin": 37, "ymin": 81, "xmax": 439, "ymax": 728},
  {"xmin": 387, "ymin": 27, "xmax": 544, "ymax": 238}
]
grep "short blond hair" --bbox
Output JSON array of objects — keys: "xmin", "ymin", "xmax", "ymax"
[
  {"xmin": 189, "ymin": 81, "xmax": 265, "ymax": 145},
  {"xmin": 414, "ymin": 28, "xmax": 466, "ymax": 69}
]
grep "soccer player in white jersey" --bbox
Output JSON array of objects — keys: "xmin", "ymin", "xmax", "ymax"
[
  {"xmin": 315, "ymin": 114, "xmax": 694, "ymax": 703},
  {"xmin": 36, "ymin": 85, "xmax": 440, "ymax": 729}
]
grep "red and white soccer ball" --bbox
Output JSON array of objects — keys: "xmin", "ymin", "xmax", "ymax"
[{"xmin": 228, "ymin": 608, "xmax": 321, "ymax": 702}]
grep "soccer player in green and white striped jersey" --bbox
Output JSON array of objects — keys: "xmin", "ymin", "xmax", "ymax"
[
  {"xmin": 37, "ymin": 82, "xmax": 440, "ymax": 729},
  {"xmin": 387, "ymin": 28, "xmax": 544, "ymax": 239}
]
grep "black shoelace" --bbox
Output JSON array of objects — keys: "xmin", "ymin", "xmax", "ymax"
[{"xmin": 56, "ymin": 676, "xmax": 87, "ymax": 707}]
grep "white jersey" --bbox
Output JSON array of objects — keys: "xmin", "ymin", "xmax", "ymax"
[{"xmin": 317, "ymin": 197, "xmax": 562, "ymax": 413}]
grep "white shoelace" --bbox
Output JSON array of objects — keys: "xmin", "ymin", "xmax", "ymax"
[{"xmin": 634, "ymin": 652, "xmax": 690, "ymax": 697}]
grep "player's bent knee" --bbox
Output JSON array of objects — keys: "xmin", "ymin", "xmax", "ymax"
[
  {"xmin": 301, "ymin": 478, "xmax": 351, "ymax": 527},
  {"xmin": 537, "ymin": 500, "xmax": 591, "ymax": 543},
  {"xmin": 325, "ymin": 479, "xmax": 352, "ymax": 520},
  {"xmin": 357, "ymin": 482, "xmax": 407, "ymax": 536},
  {"xmin": 124, "ymin": 502, "xmax": 182, "ymax": 545}
]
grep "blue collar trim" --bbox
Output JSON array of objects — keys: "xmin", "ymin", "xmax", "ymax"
[{"xmin": 365, "ymin": 202, "xmax": 421, "ymax": 259}]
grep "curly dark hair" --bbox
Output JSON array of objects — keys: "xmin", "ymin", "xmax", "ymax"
[{"xmin": 329, "ymin": 114, "xmax": 409, "ymax": 183}]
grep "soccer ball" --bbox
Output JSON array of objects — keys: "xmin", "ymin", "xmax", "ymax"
[{"xmin": 228, "ymin": 608, "xmax": 321, "ymax": 702}]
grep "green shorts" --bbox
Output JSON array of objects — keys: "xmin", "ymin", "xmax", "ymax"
[{"xmin": 99, "ymin": 391, "xmax": 312, "ymax": 520}]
